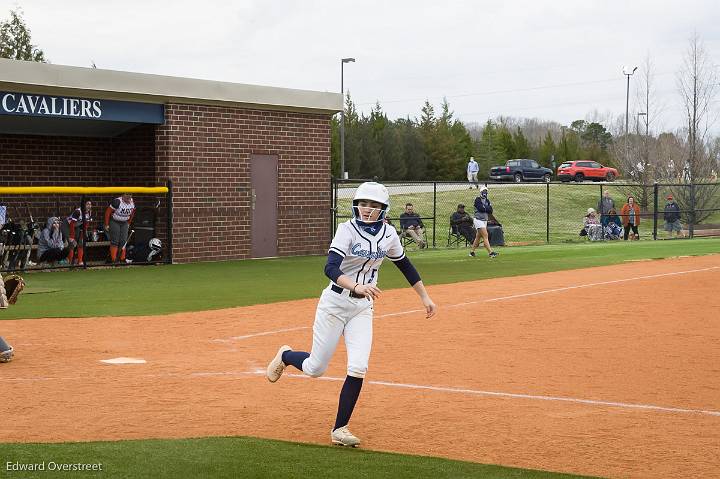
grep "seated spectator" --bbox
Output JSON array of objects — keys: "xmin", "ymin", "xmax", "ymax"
[
  {"xmin": 663, "ymin": 194, "xmax": 683, "ymax": 238},
  {"xmin": 450, "ymin": 204, "xmax": 476, "ymax": 244},
  {"xmin": 602, "ymin": 208, "xmax": 623, "ymax": 240},
  {"xmin": 583, "ymin": 208, "xmax": 603, "ymax": 241},
  {"xmin": 399, "ymin": 203, "xmax": 426, "ymax": 248},
  {"xmin": 37, "ymin": 217, "xmax": 69, "ymax": 264}
]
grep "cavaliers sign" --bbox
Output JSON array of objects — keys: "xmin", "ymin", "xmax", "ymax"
[{"xmin": 0, "ymin": 91, "xmax": 165, "ymax": 124}]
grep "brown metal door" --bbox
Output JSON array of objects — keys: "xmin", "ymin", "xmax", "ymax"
[{"xmin": 250, "ymin": 154, "xmax": 278, "ymax": 258}]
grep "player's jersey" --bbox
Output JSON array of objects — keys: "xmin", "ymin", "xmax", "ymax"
[
  {"xmin": 109, "ymin": 197, "xmax": 135, "ymax": 222},
  {"xmin": 67, "ymin": 207, "xmax": 91, "ymax": 226},
  {"xmin": 328, "ymin": 219, "xmax": 405, "ymax": 287}
]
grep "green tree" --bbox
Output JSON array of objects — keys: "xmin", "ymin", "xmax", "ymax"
[
  {"xmin": 0, "ymin": 9, "xmax": 47, "ymax": 62},
  {"xmin": 496, "ymin": 126, "xmax": 516, "ymax": 161},
  {"xmin": 382, "ymin": 124, "xmax": 405, "ymax": 180},
  {"xmin": 538, "ymin": 132, "xmax": 556, "ymax": 168},
  {"xmin": 397, "ymin": 118, "xmax": 427, "ymax": 181},
  {"xmin": 477, "ymin": 120, "xmax": 503, "ymax": 178},
  {"xmin": 557, "ymin": 128, "xmax": 581, "ymax": 163},
  {"xmin": 512, "ymin": 127, "xmax": 531, "ymax": 158},
  {"xmin": 342, "ymin": 94, "xmax": 363, "ymax": 178}
]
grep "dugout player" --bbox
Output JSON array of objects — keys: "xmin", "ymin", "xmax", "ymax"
[
  {"xmin": 104, "ymin": 193, "xmax": 135, "ymax": 263},
  {"xmin": 266, "ymin": 182, "xmax": 437, "ymax": 447},
  {"xmin": 65, "ymin": 200, "xmax": 93, "ymax": 265}
]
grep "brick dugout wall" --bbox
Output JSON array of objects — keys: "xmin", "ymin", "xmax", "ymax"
[
  {"xmin": 156, "ymin": 103, "xmax": 332, "ymax": 263},
  {"xmin": 1, "ymin": 104, "xmax": 332, "ymax": 263}
]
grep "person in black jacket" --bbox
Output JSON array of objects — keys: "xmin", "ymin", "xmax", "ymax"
[
  {"xmin": 663, "ymin": 194, "xmax": 683, "ymax": 238},
  {"xmin": 469, "ymin": 186, "xmax": 499, "ymax": 258},
  {"xmin": 450, "ymin": 204, "xmax": 476, "ymax": 244}
]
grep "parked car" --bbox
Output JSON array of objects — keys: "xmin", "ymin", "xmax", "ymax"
[
  {"xmin": 557, "ymin": 160, "xmax": 620, "ymax": 182},
  {"xmin": 489, "ymin": 159, "xmax": 553, "ymax": 183}
]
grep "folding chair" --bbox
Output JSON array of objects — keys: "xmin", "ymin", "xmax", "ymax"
[
  {"xmin": 447, "ymin": 224, "xmax": 469, "ymax": 247},
  {"xmin": 400, "ymin": 230, "xmax": 414, "ymax": 247}
]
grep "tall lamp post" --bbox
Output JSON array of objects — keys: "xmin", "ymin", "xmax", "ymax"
[
  {"xmin": 340, "ymin": 57, "xmax": 355, "ymax": 180},
  {"xmin": 623, "ymin": 66, "xmax": 638, "ymax": 165},
  {"xmin": 623, "ymin": 66, "xmax": 638, "ymax": 136}
]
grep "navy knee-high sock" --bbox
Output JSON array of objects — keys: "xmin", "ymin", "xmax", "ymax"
[
  {"xmin": 334, "ymin": 375, "xmax": 364, "ymax": 430},
  {"xmin": 282, "ymin": 350, "xmax": 309, "ymax": 371}
]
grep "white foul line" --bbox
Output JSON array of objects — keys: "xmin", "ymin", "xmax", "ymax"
[
  {"xmin": 211, "ymin": 326, "xmax": 310, "ymax": 343},
  {"xmin": 4, "ymin": 368, "xmax": 718, "ymax": 418},
  {"xmin": 279, "ymin": 372, "xmax": 720, "ymax": 418},
  {"xmin": 212, "ymin": 265, "xmax": 720, "ymax": 341}
]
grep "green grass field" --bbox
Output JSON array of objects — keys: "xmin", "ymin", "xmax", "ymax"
[
  {"xmin": 4, "ymin": 237, "xmax": 719, "ymax": 320},
  {"xmin": 3, "ymin": 238, "xmax": 719, "ymax": 478},
  {"xmin": 0, "ymin": 437, "xmax": 596, "ymax": 479}
]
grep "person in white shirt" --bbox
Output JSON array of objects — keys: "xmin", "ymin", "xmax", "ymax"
[{"xmin": 467, "ymin": 156, "xmax": 479, "ymax": 189}]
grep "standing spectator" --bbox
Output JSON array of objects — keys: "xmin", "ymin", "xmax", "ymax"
[
  {"xmin": 467, "ymin": 157, "xmax": 479, "ymax": 189},
  {"xmin": 601, "ymin": 208, "xmax": 623, "ymax": 240},
  {"xmin": 663, "ymin": 194, "xmax": 683, "ymax": 238},
  {"xmin": 450, "ymin": 204, "xmax": 476, "ymax": 244},
  {"xmin": 105, "ymin": 193, "xmax": 136, "ymax": 262},
  {"xmin": 620, "ymin": 196, "xmax": 641, "ymax": 240},
  {"xmin": 399, "ymin": 203, "xmax": 426, "ymax": 248},
  {"xmin": 65, "ymin": 200, "xmax": 93, "ymax": 266},
  {"xmin": 597, "ymin": 190, "xmax": 615, "ymax": 219},
  {"xmin": 37, "ymin": 217, "xmax": 69, "ymax": 264},
  {"xmin": 470, "ymin": 186, "xmax": 499, "ymax": 258}
]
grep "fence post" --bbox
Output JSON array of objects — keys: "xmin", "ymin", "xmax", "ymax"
[
  {"xmin": 652, "ymin": 183, "xmax": 658, "ymax": 240},
  {"xmin": 546, "ymin": 182, "xmax": 550, "ymax": 243},
  {"xmin": 80, "ymin": 195, "xmax": 88, "ymax": 269},
  {"xmin": 330, "ymin": 177, "xmax": 336, "ymax": 238},
  {"xmin": 689, "ymin": 183, "xmax": 696, "ymax": 238},
  {"xmin": 432, "ymin": 182, "xmax": 437, "ymax": 248},
  {"xmin": 166, "ymin": 178, "xmax": 173, "ymax": 264}
]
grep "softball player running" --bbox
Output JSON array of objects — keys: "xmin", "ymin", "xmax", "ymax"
[{"xmin": 266, "ymin": 182, "xmax": 437, "ymax": 447}]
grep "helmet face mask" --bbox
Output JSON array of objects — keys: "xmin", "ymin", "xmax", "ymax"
[{"xmin": 352, "ymin": 182, "xmax": 389, "ymax": 224}]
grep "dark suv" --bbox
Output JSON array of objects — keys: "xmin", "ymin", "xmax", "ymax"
[{"xmin": 489, "ymin": 159, "xmax": 553, "ymax": 183}]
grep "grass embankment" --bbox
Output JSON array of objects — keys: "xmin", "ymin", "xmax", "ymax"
[{"xmin": 336, "ymin": 182, "xmax": 720, "ymax": 246}]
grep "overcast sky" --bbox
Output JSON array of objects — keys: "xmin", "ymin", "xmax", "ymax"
[{"xmin": 3, "ymin": 0, "xmax": 719, "ymax": 134}]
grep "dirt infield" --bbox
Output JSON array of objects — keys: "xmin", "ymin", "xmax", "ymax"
[{"xmin": 2, "ymin": 255, "xmax": 719, "ymax": 478}]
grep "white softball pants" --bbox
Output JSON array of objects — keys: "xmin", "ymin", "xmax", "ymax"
[{"xmin": 301, "ymin": 287, "xmax": 373, "ymax": 379}]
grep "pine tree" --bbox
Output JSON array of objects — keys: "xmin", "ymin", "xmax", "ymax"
[
  {"xmin": 513, "ymin": 127, "xmax": 531, "ymax": 158},
  {"xmin": 538, "ymin": 132, "xmax": 556, "ymax": 168},
  {"xmin": 0, "ymin": 9, "xmax": 47, "ymax": 62}
]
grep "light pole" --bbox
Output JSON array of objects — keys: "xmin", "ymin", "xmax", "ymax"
[
  {"xmin": 623, "ymin": 66, "xmax": 638, "ymax": 136},
  {"xmin": 623, "ymin": 66, "xmax": 638, "ymax": 166},
  {"xmin": 340, "ymin": 57, "xmax": 355, "ymax": 180}
]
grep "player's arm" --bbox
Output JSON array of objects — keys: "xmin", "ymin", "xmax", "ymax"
[
  {"xmin": 392, "ymin": 257, "xmax": 436, "ymax": 319},
  {"xmin": 324, "ymin": 251, "xmax": 381, "ymax": 300},
  {"xmin": 104, "ymin": 206, "xmax": 113, "ymax": 229}
]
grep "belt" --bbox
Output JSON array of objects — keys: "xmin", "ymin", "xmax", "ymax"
[{"xmin": 331, "ymin": 284, "xmax": 366, "ymax": 299}]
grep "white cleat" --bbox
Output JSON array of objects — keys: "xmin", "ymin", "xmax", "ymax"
[
  {"xmin": 331, "ymin": 426, "xmax": 361, "ymax": 447},
  {"xmin": 266, "ymin": 345, "xmax": 292, "ymax": 383}
]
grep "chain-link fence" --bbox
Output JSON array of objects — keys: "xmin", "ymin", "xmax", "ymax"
[{"xmin": 332, "ymin": 179, "xmax": 720, "ymax": 248}]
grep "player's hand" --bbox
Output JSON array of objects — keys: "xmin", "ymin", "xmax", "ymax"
[
  {"xmin": 423, "ymin": 297, "xmax": 437, "ymax": 319},
  {"xmin": 104, "ymin": 224, "xmax": 109, "ymax": 232},
  {"xmin": 355, "ymin": 283, "xmax": 381, "ymax": 300}
]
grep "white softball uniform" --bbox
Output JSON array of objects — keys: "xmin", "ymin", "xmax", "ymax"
[{"xmin": 301, "ymin": 220, "xmax": 405, "ymax": 379}]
